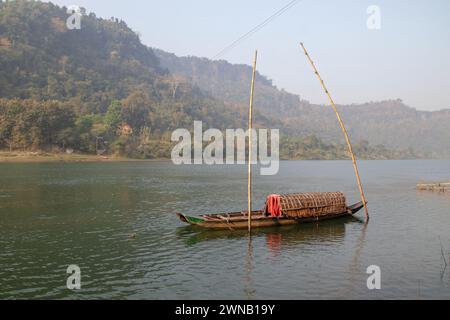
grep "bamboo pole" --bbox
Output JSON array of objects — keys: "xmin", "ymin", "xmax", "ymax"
[
  {"xmin": 300, "ymin": 43, "xmax": 369, "ymax": 220},
  {"xmin": 248, "ymin": 50, "xmax": 258, "ymax": 232}
]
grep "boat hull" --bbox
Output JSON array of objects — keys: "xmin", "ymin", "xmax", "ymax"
[{"xmin": 177, "ymin": 202, "xmax": 365, "ymax": 230}]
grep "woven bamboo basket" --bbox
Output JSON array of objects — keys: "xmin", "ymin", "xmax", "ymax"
[{"xmin": 279, "ymin": 192, "xmax": 347, "ymax": 219}]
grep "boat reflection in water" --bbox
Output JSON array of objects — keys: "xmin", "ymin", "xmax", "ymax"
[
  {"xmin": 177, "ymin": 215, "xmax": 367, "ymax": 298},
  {"xmin": 177, "ymin": 215, "xmax": 363, "ymax": 250}
]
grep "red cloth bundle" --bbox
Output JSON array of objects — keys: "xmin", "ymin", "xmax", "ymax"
[{"xmin": 266, "ymin": 194, "xmax": 282, "ymax": 217}]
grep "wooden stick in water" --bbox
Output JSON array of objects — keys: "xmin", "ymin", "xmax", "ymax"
[
  {"xmin": 300, "ymin": 43, "xmax": 369, "ymax": 221},
  {"xmin": 248, "ymin": 50, "xmax": 258, "ymax": 232}
]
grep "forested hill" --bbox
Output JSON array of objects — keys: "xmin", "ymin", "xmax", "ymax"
[
  {"xmin": 0, "ymin": 1, "xmax": 440, "ymax": 159},
  {"xmin": 0, "ymin": 0, "xmax": 251, "ymax": 157},
  {"xmin": 153, "ymin": 49, "xmax": 309, "ymax": 119},
  {"xmin": 0, "ymin": 1, "xmax": 163, "ymax": 110},
  {"xmin": 155, "ymin": 50, "xmax": 450, "ymax": 158}
]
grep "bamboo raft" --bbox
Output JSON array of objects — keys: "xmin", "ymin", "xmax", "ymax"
[
  {"xmin": 177, "ymin": 192, "xmax": 365, "ymax": 230},
  {"xmin": 417, "ymin": 182, "xmax": 450, "ymax": 192}
]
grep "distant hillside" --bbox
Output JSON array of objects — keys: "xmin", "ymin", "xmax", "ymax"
[
  {"xmin": 155, "ymin": 50, "xmax": 450, "ymax": 158},
  {"xmin": 154, "ymin": 49, "xmax": 311, "ymax": 118},
  {"xmin": 290, "ymin": 100, "xmax": 450, "ymax": 158}
]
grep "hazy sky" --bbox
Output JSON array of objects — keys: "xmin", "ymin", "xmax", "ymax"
[{"xmin": 50, "ymin": 0, "xmax": 450, "ymax": 111}]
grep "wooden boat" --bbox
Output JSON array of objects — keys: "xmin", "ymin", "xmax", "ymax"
[
  {"xmin": 177, "ymin": 45, "xmax": 370, "ymax": 231},
  {"xmin": 177, "ymin": 192, "xmax": 365, "ymax": 230}
]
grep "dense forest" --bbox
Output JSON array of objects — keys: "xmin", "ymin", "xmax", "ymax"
[
  {"xmin": 0, "ymin": 1, "xmax": 246, "ymax": 158},
  {"xmin": 0, "ymin": 1, "xmax": 430, "ymax": 160}
]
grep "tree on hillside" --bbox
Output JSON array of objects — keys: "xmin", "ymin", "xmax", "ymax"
[{"xmin": 104, "ymin": 100, "xmax": 123, "ymax": 131}]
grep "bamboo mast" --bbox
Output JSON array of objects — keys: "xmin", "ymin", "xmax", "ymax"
[
  {"xmin": 300, "ymin": 43, "xmax": 369, "ymax": 220},
  {"xmin": 248, "ymin": 50, "xmax": 258, "ymax": 232}
]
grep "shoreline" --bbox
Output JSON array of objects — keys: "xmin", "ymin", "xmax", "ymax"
[
  {"xmin": 0, "ymin": 152, "xmax": 447, "ymax": 163},
  {"xmin": 0, "ymin": 152, "xmax": 168, "ymax": 163}
]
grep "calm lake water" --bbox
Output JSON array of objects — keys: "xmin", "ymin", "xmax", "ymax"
[{"xmin": 0, "ymin": 160, "xmax": 450, "ymax": 299}]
